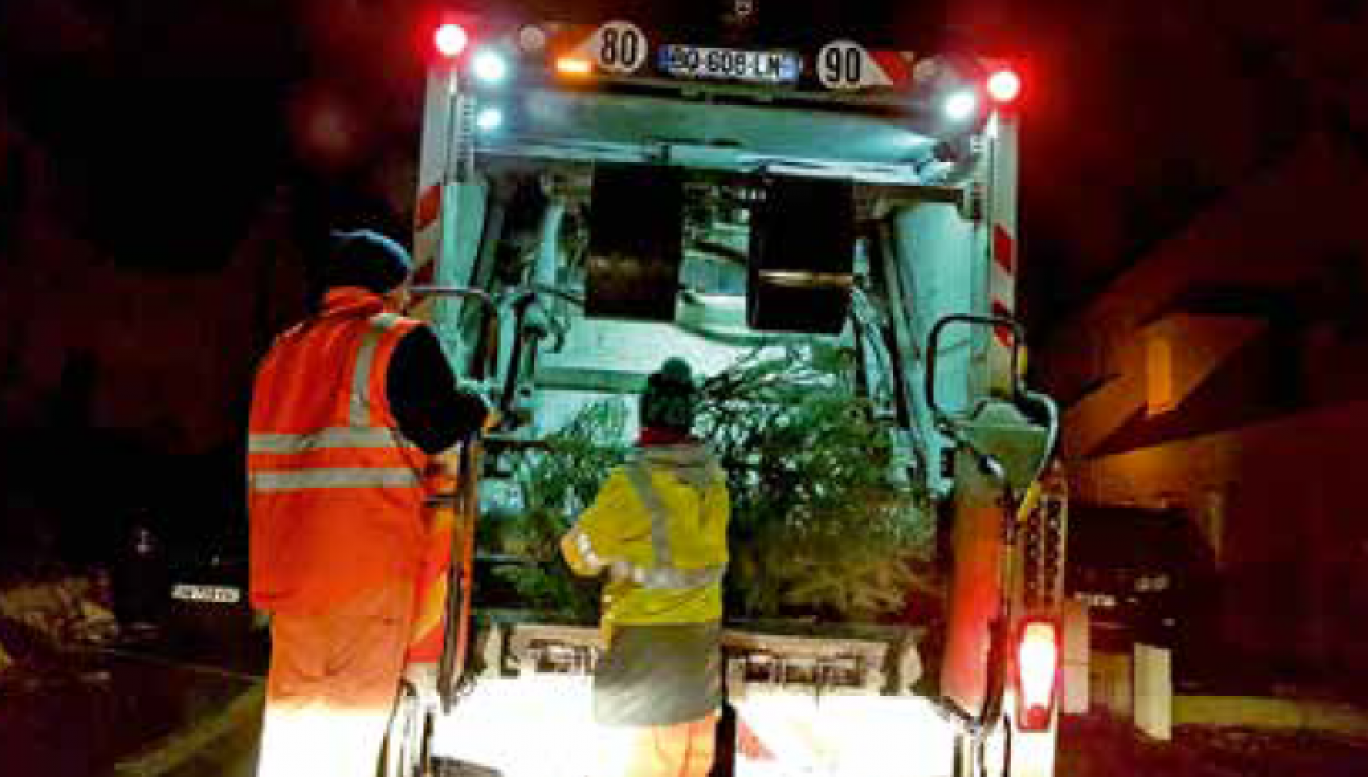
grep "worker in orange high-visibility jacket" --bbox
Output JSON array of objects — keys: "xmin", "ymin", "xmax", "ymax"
[
  {"xmin": 561, "ymin": 358, "xmax": 730, "ymax": 777},
  {"xmin": 247, "ymin": 229, "xmax": 489, "ymax": 777}
]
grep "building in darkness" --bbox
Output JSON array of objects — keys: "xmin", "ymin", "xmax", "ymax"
[{"xmin": 1043, "ymin": 128, "xmax": 1368, "ymax": 695}]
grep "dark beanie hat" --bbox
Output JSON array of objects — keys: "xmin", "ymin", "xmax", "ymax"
[
  {"xmin": 325, "ymin": 229, "xmax": 413, "ymax": 293},
  {"xmin": 640, "ymin": 357, "xmax": 699, "ymax": 431}
]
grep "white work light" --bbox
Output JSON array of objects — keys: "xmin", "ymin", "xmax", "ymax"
[
  {"xmin": 472, "ymin": 49, "xmax": 509, "ymax": 84},
  {"xmin": 943, "ymin": 90, "xmax": 977, "ymax": 121},
  {"xmin": 476, "ymin": 107, "xmax": 504, "ymax": 132},
  {"xmin": 434, "ymin": 23, "xmax": 469, "ymax": 58},
  {"xmin": 987, "ymin": 69, "xmax": 1022, "ymax": 103}
]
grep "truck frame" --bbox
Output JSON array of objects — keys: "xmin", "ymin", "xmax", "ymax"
[{"xmin": 394, "ymin": 5, "xmax": 1065, "ymax": 776}]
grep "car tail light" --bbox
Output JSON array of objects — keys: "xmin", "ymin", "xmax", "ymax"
[{"xmin": 1016, "ymin": 619, "xmax": 1059, "ymax": 731}]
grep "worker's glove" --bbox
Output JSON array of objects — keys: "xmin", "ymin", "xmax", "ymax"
[
  {"xmin": 455, "ymin": 379, "xmax": 502, "ymax": 434},
  {"xmin": 402, "ymin": 662, "xmax": 441, "ymax": 711},
  {"xmin": 480, "ymin": 405, "xmax": 502, "ymax": 433}
]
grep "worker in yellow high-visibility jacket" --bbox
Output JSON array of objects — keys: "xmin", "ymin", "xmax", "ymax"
[{"xmin": 561, "ymin": 357, "xmax": 730, "ymax": 777}]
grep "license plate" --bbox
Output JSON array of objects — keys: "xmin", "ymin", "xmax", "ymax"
[
  {"xmin": 171, "ymin": 584, "xmax": 242, "ymax": 604},
  {"xmin": 659, "ymin": 45, "xmax": 800, "ymax": 84}
]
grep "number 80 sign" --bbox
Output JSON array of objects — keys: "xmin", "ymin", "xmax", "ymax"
[{"xmin": 591, "ymin": 21, "xmax": 648, "ymax": 74}]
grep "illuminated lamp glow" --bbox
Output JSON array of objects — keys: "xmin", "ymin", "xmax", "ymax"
[
  {"xmin": 987, "ymin": 69, "xmax": 1022, "ymax": 103},
  {"xmin": 434, "ymin": 23, "xmax": 469, "ymax": 58},
  {"xmin": 555, "ymin": 56, "xmax": 593, "ymax": 76},
  {"xmin": 475, "ymin": 107, "xmax": 504, "ymax": 132},
  {"xmin": 518, "ymin": 25, "xmax": 547, "ymax": 52},
  {"xmin": 1017, "ymin": 620, "xmax": 1059, "ymax": 731},
  {"xmin": 429, "ymin": 678, "xmax": 959, "ymax": 777},
  {"xmin": 472, "ymin": 49, "xmax": 509, "ymax": 83},
  {"xmin": 943, "ymin": 90, "xmax": 977, "ymax": 121}
]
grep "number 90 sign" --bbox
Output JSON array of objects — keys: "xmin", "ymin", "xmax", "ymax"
[
  {"xmin": 592, "ymin": 21, "xmax": 648, "ymax": 74},
  {"xmin": 817, "ymin": 40, "xmax": 872, "ymax": 90}
]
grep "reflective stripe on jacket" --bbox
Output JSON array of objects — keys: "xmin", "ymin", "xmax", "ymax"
[
  {"xmin": 561, "ymin": 443, "xmax": 729, "ymax": 640},
  {"xmin": 248, "ymin": 287, "xmax": 432, "ymax": 613}
]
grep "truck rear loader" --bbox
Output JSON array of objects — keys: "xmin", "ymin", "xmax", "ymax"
[{"xmin": 391, "ymin": 5, "xmax": 1066, "ymax": 776}]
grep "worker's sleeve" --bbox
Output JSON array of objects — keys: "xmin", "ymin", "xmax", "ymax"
[
  {"xmin": 560, "ymin": 469, "xmax": 633, "ymax": 577},
  {"xmin": 386, "ymin": 324, "xmax": 490, "ymax": 455}
]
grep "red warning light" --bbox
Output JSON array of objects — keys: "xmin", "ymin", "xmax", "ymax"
[
  {"xmin": 435, "ymin": 23, "xmax": 469, "ymax": 58},
  {"xmin": 987, "ymin": 69, "xmax": 1022, "ymax": 103},
  {"xmin": 1016, "ymin": 619, "xmax": 1060, "ymax": 731}
]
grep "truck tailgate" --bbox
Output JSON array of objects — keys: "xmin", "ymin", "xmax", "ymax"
[{"xmin": 427, "ymin": 622, "xmax": 956, "ymax": 777}]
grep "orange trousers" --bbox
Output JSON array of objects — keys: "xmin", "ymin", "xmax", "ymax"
[
  {"xmin": 255, "ymin": 582, "xmax": 412, "ymax": 777},
  {"xmin": 607, "ymin": 712, "xmax": 719, "ymax": 777}
]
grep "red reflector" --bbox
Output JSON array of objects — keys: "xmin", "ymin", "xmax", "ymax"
[
  {"xmin": 1016, "ymin": 620, "xmax": 1058, "ymax": 731},
  {"xmin": 435, "ymin": 23, "xmax": 469, "ymax": 58},
  {"xmin": 1022, "ymin": 703, "xmax": 1051, "ymax": 731},
  {"xmin": 987, "ymin": 70, "xmax": 1022, "ymax": 103}
]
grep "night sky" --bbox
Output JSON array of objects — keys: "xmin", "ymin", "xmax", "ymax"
[{"xmin": 1, "ymin": 0, "xmax": 1364, "ymax": 565}]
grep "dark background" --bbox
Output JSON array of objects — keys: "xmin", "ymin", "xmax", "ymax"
[{"xmin": 1, "ymin": 0, "xmax": 1364, "ymax": 584}]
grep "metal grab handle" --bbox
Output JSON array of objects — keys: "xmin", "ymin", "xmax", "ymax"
[
  {"xmin": 437, "ymin": 439, "xmax": 481, "ymax": 714},
  {"xmin": 506, "ymin": 283, "xmax": 586, "ymax": 310},
  {"xmin": 1020, "ymin": 389, "xmax": 1061, "ymax": 485},
  {"xmin": 411, "ymin": 285, "xmax": 497, "ymax": 317},
  {"xmin": 382, "ymin": 682, "xmax": 425, "ymax": 777},
  {"xmin": 495, "ymin": 285, "xmax": 582, "ymax": 419},
  {"xmin": 924, "ymin": 314, "xmax": 1026, "ymax": 420},
  {"xmin": 412, "ymin": 285, "xmax": 501, "ymax": 381},
  {"xmin": 925, "ymin": 313, "xmax": 1060, "ymax": 488}
]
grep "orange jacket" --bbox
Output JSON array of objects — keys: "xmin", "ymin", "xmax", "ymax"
[{"xmin": 247, "ymin": 287, "xmax": 433, "ymax": 613}]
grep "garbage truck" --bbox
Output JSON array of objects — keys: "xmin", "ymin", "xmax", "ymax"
[{"xmin": 393, "ymin": 3, "xmax": 1066, "ymax": 776}]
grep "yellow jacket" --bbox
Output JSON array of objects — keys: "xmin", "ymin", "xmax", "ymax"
[{"xmin": 561, "ymin": 443, "xmax": 729, "ymax": 639}]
